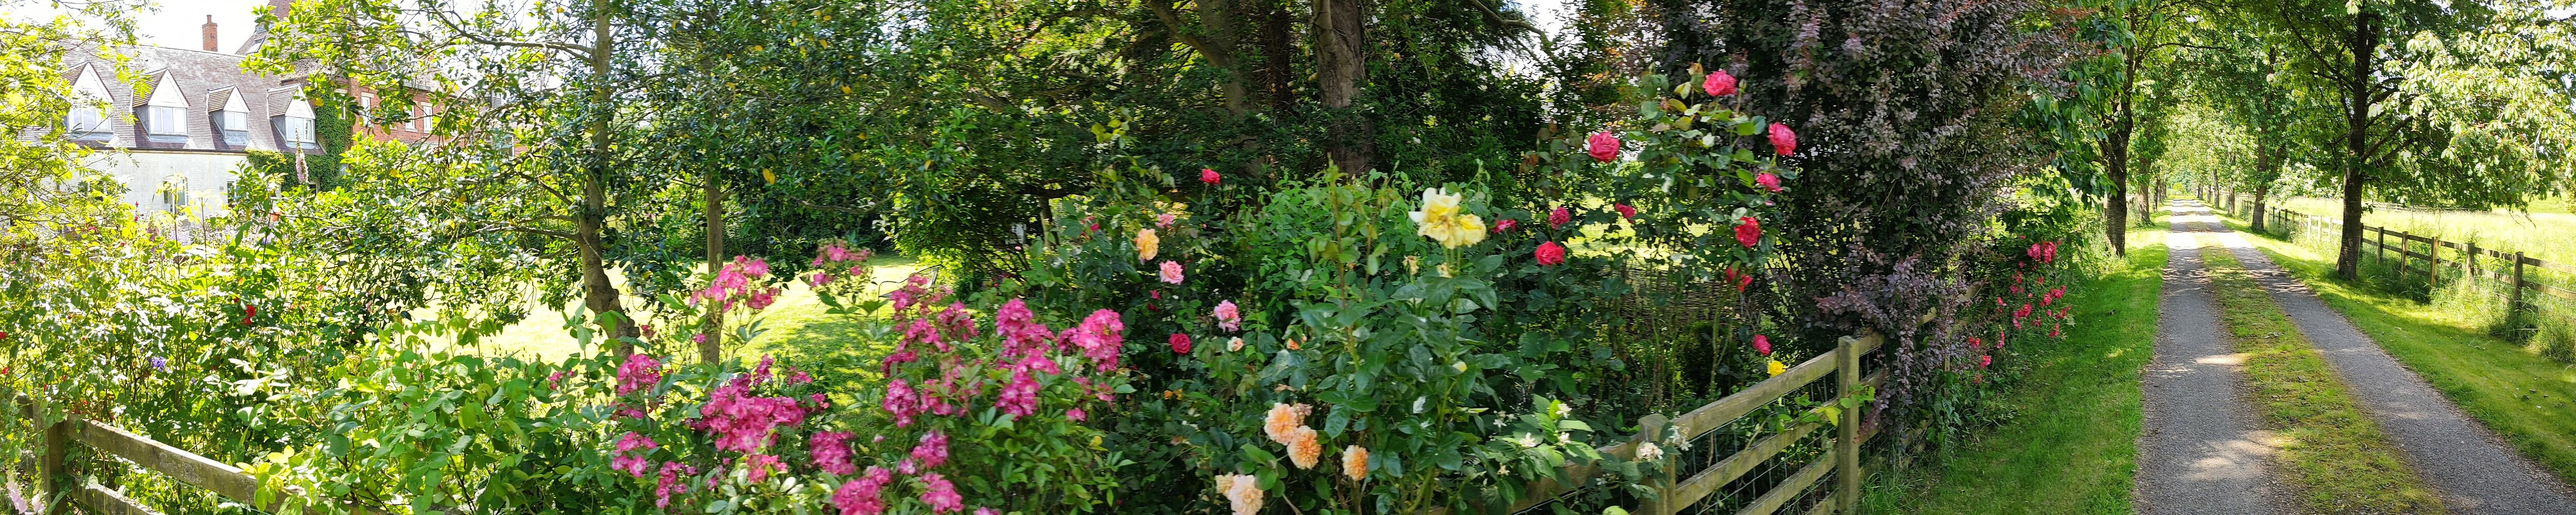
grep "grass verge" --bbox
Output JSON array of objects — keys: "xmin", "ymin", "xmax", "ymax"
[
  {"xmin": 2216, "ymin": 214, "xmax": 2576, "ymax": 487},
  {"xmin": 1858, "ymin": 227, "xmax": 2167, "ymax": 515},
  {"xmin": 2196, "ymin": 243, "xmax": 2448, "ymax": 514}
]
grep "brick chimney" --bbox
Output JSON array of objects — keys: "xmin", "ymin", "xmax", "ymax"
[{"xmin": 201, "ymin": 15, "xmax": 217, "ymax": 51}]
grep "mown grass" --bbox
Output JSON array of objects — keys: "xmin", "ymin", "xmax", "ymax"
[
  {"xmin": 1858, "ymin": 227, "xmax": 2167, "ymax": 515},
  {"xmin": 2271, "ymin": 196, "xmax": 2576, "ymax": 265},
  {"xmin": 2217, "ymin": 214, "xmax": 2576, "ymax": 487},
  {"xmin": 440, "ymin": 255, "xmax": 924, "ymax": 366},
  {"xmin": 2196, "ymin": 245, "xmax": 2448, "ymax": 515}
]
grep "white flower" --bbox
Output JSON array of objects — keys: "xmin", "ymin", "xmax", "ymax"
[{"xmin": 1634, "ymin": 442, "xmax": 1666, "ymax": 461}]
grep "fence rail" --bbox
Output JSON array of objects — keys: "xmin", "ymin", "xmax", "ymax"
[
  {"xmin": 7, "ymin": 394, "xmax": 384, "ymax": 515},
  {"xmin": 2204, "ymin": 194, "xmax": 2576, "ymax": 315},
  {"xmin": 1456, "ymin": 332, "xmax": 1886, "ymax": 515}
]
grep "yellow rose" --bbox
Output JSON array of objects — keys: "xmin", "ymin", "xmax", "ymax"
[
  {"xmin": 1766, "ymin": 359, "xmax": 1787, "ymax": 376},
  {"xmin": 1409, "ymin": 187, "xmax": 1488, "ymax": 248},
  {"xmin": 1136, "ymin": 228, "xmax": 1159, "ymax": 261}
]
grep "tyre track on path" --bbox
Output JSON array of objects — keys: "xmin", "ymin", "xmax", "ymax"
[{"xmin": 2137, "ymin": 200, "xmax": 2291, "ymax": 515}]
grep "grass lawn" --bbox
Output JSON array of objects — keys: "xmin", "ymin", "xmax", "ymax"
[
  {"xmin": 2218, "ymin": 214, "xmax": 2576, "ymax": 486},
  {"xmin": 2269, "ymin": 197, "xmax": 2576, "ymax": 266},
  {"xmin": 1858, "ymin": 226, "xmax": 2168, "ymax": 515},
  {"xmin": 434, "ymin": 255, "xmax": 927, "ymax": 367},
  {"xmin": 2197, "ymin": 243, "xmax": 2447, "ymax": 514}
]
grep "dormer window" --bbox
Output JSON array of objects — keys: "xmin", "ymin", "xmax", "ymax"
[
  {"xmin": 277, "ymin": 87, "xmax": 318, "ymax": 151},
  {"xmin": 65, "ymin": 65, "xmax": 112, "ymax": 142},
  {"xmin": 140, "ymin": 74, "xmax": 188, "ymax": 144},
  {"xmin": 212, "ymin": 89, "xmax": 249, "ymax": 147}
]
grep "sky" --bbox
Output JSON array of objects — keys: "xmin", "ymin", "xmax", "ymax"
[{"xmin": 132, "ymin": 0, "xmax": 272, "ymax": 52}]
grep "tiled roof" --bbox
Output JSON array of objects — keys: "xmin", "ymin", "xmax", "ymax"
[
  {"xmin": 234, "ymin": 0, "xmax": 298, "ymax": 55},
  {"xmin": 42, "ymin": 43, "xmax": 312, "ymax": 153}
]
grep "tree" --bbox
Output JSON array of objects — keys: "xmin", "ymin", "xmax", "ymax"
[
  {"xmin": 2247, "ymin": 0, "xmax": 2575, "ymax": 279},
  {"xmin": 250, "ymin": 0, "xmax": 655, "ymax": 351},
  {"xmin": 2177, "ymin": 17, "xmax": 2316, "ymax": 232}
]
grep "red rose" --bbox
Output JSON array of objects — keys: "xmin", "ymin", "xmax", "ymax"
[
  {"xmin": 1755, "ymin": 172, "xmax": 1782, "ymax": 192},
  {"xmin": 1733, "ymin": 217, "xmax": 1761, "ymax": 248},
  {"xmin": 1768, "ymin": 123, "xmax": 1797, "ymax": 156},
  {"xmin": 1494, "ymin": 218, "xmax": 1518, "ymax": 232},
  {"xmin": 1169, "ymin": 333, "xmax": 1192, "ymax": 354},
  {"xmin": 1535, "ymin": 241, "xmax": 1568, "ymax": 266},
  {"xmin": 1702, "ymin": 70, "xmax": 1738, "ymax": 97},
  {"xmin": 1549, "ymin": 207, "xmax": 1571, "ymax": 229},
  {"xmin": 1201, "ymin": 167, "xmax": 1222, "ymax": 185},
  {"xmin": 1614, "ymin": 203, "xmax": 1636, "ymax": 219},
  {"xmin": 1980, "ymin": 355, "xmax": 1992, "ymax": 368},
  {"xmin": 1586, "ymin": 131, "xmax": 1620, "ymax": 162},
  {"xmin": 1753, "ymin": 335, "xmax": 1772, "ymax": 355},
  {"xmin": 1725, "ymin": 266, "xmax": 1753, "ymax": 293}
]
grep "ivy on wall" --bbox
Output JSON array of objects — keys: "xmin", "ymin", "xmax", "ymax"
[{"xmin": 243, "ymin": 101, "xmax": 355, "ymax": 191}]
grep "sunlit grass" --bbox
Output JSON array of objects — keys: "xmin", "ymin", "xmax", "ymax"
[
  {"xmin": 431, "ymin": 256, "xmax": 924, "ymax": 364},
  {"xmin": 2220, "ymin": 214, "xmax": 2576, "ymax": 486},
  {"xmin": 1859, "ymin": 227, "xmax": 2167, "ymax": 515},
  {"xmin": 2197, "ymin": 245, "xmax": 2447, "ymax": 515},
  {"xmin": 2270, "ymin": 196, "xmax": 2576, "ymax": 265}
]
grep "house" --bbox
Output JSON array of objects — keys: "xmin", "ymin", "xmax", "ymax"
[{"xmin": 50, "ymin": 0, "xmax": 440, "ymax": 218}]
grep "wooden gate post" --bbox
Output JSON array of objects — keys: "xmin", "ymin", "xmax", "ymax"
[
  {"xmin": 39, "ymin": 415, "xmax": 68, "ymax": 515},
  {"xmin": 1836, "ymin": 335, "xmax": 1862, "ymax": 513}
]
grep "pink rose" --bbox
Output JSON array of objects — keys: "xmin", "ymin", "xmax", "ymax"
[
  {"xmin": 1201, "ymin": 167, "xmax": 1222, "ymax": 184},
  {"xmin": 1494, "ymin": 218, "xmax": 1518, "ymax": 232},
  {"xmin": 1159, "ymin": 260, "xmax": 1185, "ymax": 284},
  {"xmin": 1768, "ymin": 123, "xmax": 1797, "ymax": 156},
  {"xmin": 1753, "ymin": 335, "xmax": 1772, "ymax": 356},
  {"xmin": 1734, "ymin": 217, "xmax": 1762, "ymax": 248},
  {"xmin": 1586, "ymin": 131, "xmax": 1620, "ymax": 162},
  {"xmin": 1549, "ymin": 207, "xmax": 1571, "ymax": 229},
  {"xmin": 1169, "ymin": 333, "xmax": 1193, "ymax": 354},
  {"xmin": 1703, "ymin": 70, "xmax": 1738, "ymax": 96},
  {"xmin": 1535, "ymin": 241, "xmax": 1567, "ymax": 266},
  {"xmin": 1756, "ymin": 172, "xmax": 1782, "ymax": 192}
]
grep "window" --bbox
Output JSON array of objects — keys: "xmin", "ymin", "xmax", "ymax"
[
  {"xmin": 213, "ymin": 90, "xmax": 249, "ymax": 147},
  {"xmin": 216, "ymin": 110, "xmax": 247, "ymax": 146},
  {"xmin": 141, "ymin": 74, "xmax": 188, "ymax": 144},
  {"xmin": 282, "ymin": 115, "xmax": 315, "ymax": 150},
  {"xmin": 65, "ymin": 64, "xmax": 111, "ymax": 141}
]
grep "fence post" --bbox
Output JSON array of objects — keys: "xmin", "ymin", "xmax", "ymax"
[
  {"xmin": 1836, "ymin": 335, "xmax": 1862, "ymax": 514},
  {"xmin": 2427, "ymin": 234, "xmax": 2442, "ymax": 288},
  {"xmin": 2510, "ymin": 251, "xmax": 2527, "ymax": 323},
  {"xmin": 2465, "ymin": 242, "xmax": 2479, "ymax": 285},
  {"xmin": 2376, "ymin": 227, "xmax": 2385, "ymax": 265},
  {"xmin": 1635, "ymin": 413, "xmax": 1673, "ymax": 515},
  {"xmin": 39, "ymin": 414, "xmax": 68, "ymax": 515}
]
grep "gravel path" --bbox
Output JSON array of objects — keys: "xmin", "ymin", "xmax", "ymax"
[
  {"xmin": 2136, "ymin": 202, "xmax": 2291, "ymax": 515},
  {"xmin": 2198, "ymin": 206, "xmax": 2576, "ymax": 514}
]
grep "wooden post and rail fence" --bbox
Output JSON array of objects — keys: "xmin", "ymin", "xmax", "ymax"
[
  {"xmin": 11, "ymin": 331, "xmax": 1889, "ymax": 515},
  {"xmin": 1440, "ymin": 332, "xmax": 1889, "ymax": 515},
  {"xmin": 2205, "ymin": 195, "xmax": 2576, "ymax": 316}
]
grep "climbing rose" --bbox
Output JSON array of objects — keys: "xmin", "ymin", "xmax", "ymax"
[
  {"xmin": 617, "ymin": 354, "xmax": 663, "ymax": 396},
  {"xmin": 1549, "ymin": 206, "xmax": 1571, "ymax": 229},
  {"xmin": 834, "ymin": 467, "xmax": 893, "ymax": 515},
  {"xmin": 1587, "ymin": 131, "xmax": 1620, "ymax": 162},
  {"xmin": 1768, "ymin": 123, "xmax": 1797, "ymax": 156},
  {"xmin": 1343, "ymin": 445, "xmax": 1371, "ymax": 480},
  {"xmin": 1980, "ymin": 355, "xmax": 1993, "ymax": 368},
  {"xmin": 1285, "ymin": 427, "xmax": 1323, "ymax": 469},
  {"xmin": 1756, "ymin": 172, "xmax": 1782, "ymax": 192},
  {"xmin": 911, "ymin": 431, "xmax": 950, "ymax": 469},
  {"xmin": 1201, "ymin": 167, "xmax": 1222, "ymax": 184},
  {"xmin": 1217, "ymin": 474, "xmax": 1264, "ymax": 515},
  {"xmin": 1159, "ymin": 260, "xmax": 1185, "ymax": 284},
  {"xmin": 1408, "ymin": 187, "xmax": 1487, "ymax": 248},
  {"xmin": 741, "ymin": 454, "xmax": 784, "ymax": 483},
  {"xmin": 1136, "ymin": 228, "xmax": 1159, "ymax": 262},
  {"xmin": 1726, "ymin": 266, "xmax": 1753, "ymax": 293},
  {"xmin": 1535, "ymin": 241, "xmax": 1567, "ymax": 266},
  {"xmin": 1067, "ymin": 407, "xmax": 1087, "ymax": 421},
  {"xmin": 1169, "ymin": 333, "xmax": 1193, "ymax": 354},
  {"xmin": 1615, "ymin": 203, "xmax": 1637, "ymax": 219},
  {"xmin": 1494, "ymin": 218, "xmax": 1518, "ymax": 232},
  {"xmin": 1263, "ymin": 403, "xmax": 1311, "ymax": 444},
  {"xmin": 1753, "ymin": 335, "xmax": 1772, "ymax": 356},
  {"xmin": 1212, "ymin": 300, "xmax": 1242, "ymax": 332},
  {"xmin": 810, "ymin": 431, "xmax": 857, "ymax": 475},
  {"xmin": 1703, "ymin": 70, "xmax": 1738, "ymax": 96},
  {"xmin": 996, "ymin": 371, "xmax": 1040, "ymax": 417},
  {"xmin": 920, "ymin": 473, "xmax": 964, "ymax": 513},
  {"xmin": 1734, "ymin": 217, "xmax": 1762, "ymax": 248},
  {"xmin": 1227, "ymin": 337, "xmax": 1245, "ymax": 352}
]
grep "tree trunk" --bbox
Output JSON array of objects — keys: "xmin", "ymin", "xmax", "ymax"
[
  {"xmin": 2253, "ymin": 181, "xmax": 2270, "ymax": 232},
  {"xmin": 581, "ymin": 6, "xmax": 636, "ymax": 357},
  {"xmin": 2106, "ymin": 160, "xmax": 2128, "ymax": 255},
  {"xmin": 700, "ymin": 171, "xmax": 724, "ymax": 364},
  {"xmin": 2334, "ymin": 12, "xmax": 2379, "ymax": 281},
  {"xmin": 1312, "ymin": 0, "xmax": 1372, "ymax": 174}
]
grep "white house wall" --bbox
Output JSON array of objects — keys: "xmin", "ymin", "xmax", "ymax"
[{"xmin": 78, "ymin": 150, "xmax": 245, "ymax": 218}]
